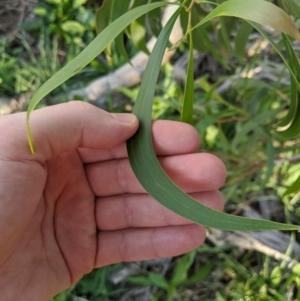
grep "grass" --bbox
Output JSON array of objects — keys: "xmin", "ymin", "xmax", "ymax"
[{"xmin": 1, "ymin": 0, "xmax": 300, "ymax": 300}]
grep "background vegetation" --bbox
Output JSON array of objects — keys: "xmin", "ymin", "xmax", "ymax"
[{"xmin": 1, "ymin": 0, "xmax": 300, "ymax": 300}]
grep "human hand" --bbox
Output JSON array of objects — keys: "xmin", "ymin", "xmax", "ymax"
[{"xmin": 0, "ymin": 102, "xmax": 226, "ymax": 300}]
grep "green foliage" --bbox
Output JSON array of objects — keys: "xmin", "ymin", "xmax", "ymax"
[
  {"xmin": 0, "ymin": 33, "xmax": 62, "ymax": 96},
  {"xmin": 283, "ymin": 174, "xmax": 300, "ymax": 198},
  {"xmin": 192, "ymin": 0, "xmax": 300, "ymax": 40},
  {"xmin": 0, "ymin": 0, "xmax": 99, "ymax": 98},
  {"xmin": 33, "ymin": 0, "xmax": 95, "ymax": 45},
  {"xmin": 26, "ymin": 1, "xmax": 168, "ymax": 153},
  {"xmin": 126, "ymin": 251, "xmax": 214, "ymax": 300},
  {"xmin": 25, "ymin": 0, "xmax": 300, "ymax": 230},
  {"xmin": 118, "ymin": 245, "xmax": 300, "ymax": 301},
  {"xmin": 180, "ymin": 33, "xmax": 194, "ymax": 124},
  {"xmin": 282, "ymin": 0, "xmax": 300, "ymax": 19}
]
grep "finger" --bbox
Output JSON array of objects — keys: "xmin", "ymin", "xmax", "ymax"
[
  {"xmin": 1, "ymin": 101, "xmax": 138, "ymax": 162},
  {"xmin": 86, "ymin": 153, "xmax": 227, "ymax": 196},
  {"xmin": 95, "ymin": 224, "xmax": 205, "ymax": 267},
  {"xmin": 78, "ymin": 120, "xmax": 200, "ymax": 163},
  {"xmin": 96, "ymin": 191, "xmax": 224, "ymax": 230}
]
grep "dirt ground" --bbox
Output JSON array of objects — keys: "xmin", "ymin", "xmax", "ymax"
[{"xmin": 0, "ymin": 0, "xmax": 37, "ymax": 37}]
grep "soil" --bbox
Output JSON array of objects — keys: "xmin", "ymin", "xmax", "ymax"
[{"xmin": 0, "ymin": 0, "xmax": 37, "ymax": 37}]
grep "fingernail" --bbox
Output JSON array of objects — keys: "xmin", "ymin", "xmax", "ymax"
[{"xmin": 112, "ymin": 113, "xmax": 137, "ymax": 124}]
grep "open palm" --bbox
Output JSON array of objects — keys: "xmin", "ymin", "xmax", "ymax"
[{"xmin": 0, "ymin": 102, "xmax": 226, "ymax": 301}]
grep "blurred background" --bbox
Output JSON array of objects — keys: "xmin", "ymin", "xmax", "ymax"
[{"xmin": 1, "ymin": 0, "xmax": 300, "ymax": 300}]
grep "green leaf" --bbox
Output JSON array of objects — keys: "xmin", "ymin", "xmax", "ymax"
[
  {"xmin": 60, "ymin": 21, "xmax": 85, "ymax": 34},
  {"xmin": 126, "ymin": 276, "xmax": 152, "ymax": 286},
  {"xmin": 283, "ymin": 0, "xmax": 300, "ymax": 19},
  {"xmin": 95, "ymin": 0, "xmax": 114, "ymax": 35},
  {"xmin": 180, "ymin": 262, "xmax": 213, "ymax": 286},
  {"xmin": 34, "ymin": 6, "xmax": 48, "ymax": 16},
  {"xmin": 180, "ymin": 33, "xmax": 194, "ymax": 124},
  {"xmin": 126, "ymin": 7, "xmax": 300, "ymax": 231},
  {"xmin": 131, "ymin": 20, "xmax": 150, "ymax": 54},
  {"xmin": 115, "ymin": 34, "xmax": 132, "ymax": 66},
  {"xmin": 231, "ymin": 110, "xmax": 277, "ymax": 152},
  {"xmin": 180, "ymin": 4, "xmax": 206, "ymax": 53},
  {"xmin": 292, "ymin": 264, "xmax": 300, "ymax": 276},
  {"xmin": 180, "ymin": 3, "xmax": 227, "ymax": 67},
  {"xmin": 283, "ymin": 174, "xmax": 300, "ymax": 198},
  {"xmin": 148, "ymin": 273, "xmax": 169, "ymax": 289},
  {"xmin": 270, "ymin": 266, "xmax": 282, "ymax": 287},
  {"xmin": 26, "ymin": 1, "xmax": 170, "ymax": 152},
  {"xmin": 147, "ymin": 0, "xmax": 163, "ymax": 37},
  {"xmin": 197, "ymin": 77, "xmax": 249, "ymax": 117},
  {"xmin": 95, "ymin": 0, "xmax": 114, "ymax": 64},
  {"xmin": 127, "ymin": 273, "xmax": 169, "ymax": 289},
  {"xmin": 73, "ymin": 0, "xmax": 87, "ymax": 9},
  {"xmin": 46, "ymin": 0, "xmax": 60, "ymax": 4},
  {"xmin": 112, "ymin": 0, "xmax": 132, "ymax": 21},
  {"xmin": 243, "ymin": 23, "xmax": 300, "ymax": 138},
  {"xmin": 130, "ymin": 0, "xmax": 150, "ymax": 54},
  {"xmin": 132, "ymin": 0, "xmax": 148, "ymax": 7},
  {"xmin": 249, "ymin": 25, "xmax": 300, "ymax": 92},
  {"xmin": 234, "ymin": 20, "xmax": 253, "ymax": 62},
  {"xmin": 192, "ymin": 0, "xmax": 300, "ymax": 41},
  {"xmin": 112, "ymin": 0, "xmax": 132, "ymax": 65},
  {"xmin": 219, "ymin": 17, "xmax": 235, "ymax": 56},
  {"xmin": 171, "ymin": 251, "xmax": 196, "ymax": 286},
  {"xmin": 276, "ymin": 35, "xmax": 300, "ymax": 138},
  {"xmin": 263, "ymin": 141, "xmax": 275, "ymax": 186},
  {"xmin": 277, "ymin": 36, "xmax": 299, "ymax": 129}
]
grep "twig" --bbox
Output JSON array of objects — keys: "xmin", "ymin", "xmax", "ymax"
[
  {"xmin": 188, "ymin": 0, "xmax": 196, "ymax": 11},
  {"xmin": 208, "ymin": 207, "xmax": 300, "ymax": 267},
  {"xmin": 230, "ymin": 193, "xmax": 258, "ymax": 216},
  {"xmin": 274, "ymin": 154, "xmax": 300, "ymax": 165},
  {"xmin": 217, "ymin": 116, "xmax": 248, "ymax": 124}
]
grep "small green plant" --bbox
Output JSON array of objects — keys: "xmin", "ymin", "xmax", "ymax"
[
  {"xmin": 126, "ymin": 250, "xmax": 214, "ymax": 301},
  {"xmin": 123, "ymin": 248, "xmax": 300, "ymax": 300},
  {"xmin": 0, "ymin": 0, "xmax": 99, "ymax": 98},
  {"xmin": 26, "ymin": 0, "xmax": 300, "ymax": 231},
  {"xmin": 33, "ymin": 0, "xmax": 96, "ymax": 47}
]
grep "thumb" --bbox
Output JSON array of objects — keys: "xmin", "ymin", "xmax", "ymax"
[{"xmin": 1, "ymin": 101, "xmax": 139, "ymax": 162}]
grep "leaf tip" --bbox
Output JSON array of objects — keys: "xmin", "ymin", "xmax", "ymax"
[{"xmin": 26, "ymin": 120, "xmax": 35, "ymax": 154}]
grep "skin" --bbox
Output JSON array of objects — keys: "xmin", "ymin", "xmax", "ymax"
[{"xmin": 0, "ymin": 101, "xmax": 226, "ymax": 301}]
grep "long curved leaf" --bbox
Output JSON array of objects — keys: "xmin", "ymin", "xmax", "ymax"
[
  {"xmin": 247, "ymin": 23, "xmax": 300, "ymax": 138},
  {"xmin": 190, "ymin": 0, "xmax": 300, "ymax": 137},
  {"xmin": 276, "ymin": 35, "xmax": 300, "ymax": 138},
  {"xmin": 26, "ymin": 1, "xmax": 170, "ymax": 153},
  {"xmin": 277, "ymin": 36, "xmax": 298, "ymax": 128},
  {"xmin": 192, "ymin": 0, "xmax": 300, "ymax": 41},
  {"xmin": 126, "ymin": 7, "xmax": 300, "ymax": 231}
]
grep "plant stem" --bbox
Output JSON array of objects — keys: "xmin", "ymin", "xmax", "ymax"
[
  {"xmin": 187, "ymin": 0, "xmax": 196, "ymax": 12},
  {"xmin": 181, "ymin": 0, "xmax": 190, "ymax": 9},
  {"xmin": 183, "ymin": 0, "xmax": 195, "ymax": 41}
]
